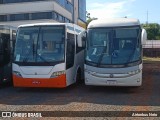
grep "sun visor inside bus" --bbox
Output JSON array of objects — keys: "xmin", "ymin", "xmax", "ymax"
[
  {"xmin": 116, "ymin": 29, "xmax": 137, "ymax": 38},
  {"xmin": 23, "ymin": 35, "xmax": 30, "ymax": 40}
]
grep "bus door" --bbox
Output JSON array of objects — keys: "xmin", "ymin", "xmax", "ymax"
[
  {"xmin": 0, "ymin": 33, "xmax": 10, "ymax": 63},
  {"xmin": 0, "ymin": 33, "xmax": 11, "ymax": 83},
  {"xmin": 66, "ymin": 33, "xmax": 76, "ymax": 85}
]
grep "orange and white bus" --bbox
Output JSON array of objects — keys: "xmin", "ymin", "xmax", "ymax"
[{"xmin": 13, "ymin": 23, "xmax": 85, "ymax": 88}]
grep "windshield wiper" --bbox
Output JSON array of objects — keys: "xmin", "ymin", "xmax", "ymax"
[{"xmin": 97, "ymin": 45, "xmax": 108, "ymax": 67}]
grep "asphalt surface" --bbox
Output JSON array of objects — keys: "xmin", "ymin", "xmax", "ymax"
[{"xmin": 0, "ymin": 63, "xmax": 159, "ymax": 119}]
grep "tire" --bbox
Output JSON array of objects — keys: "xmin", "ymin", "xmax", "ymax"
[{"xmin": 76, "ymin": 69, "xmax": 82, "ymax": 84}]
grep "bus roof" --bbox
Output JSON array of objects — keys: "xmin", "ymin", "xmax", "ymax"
[
  {"xmin": 88, "ymin": 18, "xmax": 140, "ymax": 29},
  {"xmin": 18, "ymin": 23, "xmax": 85, "ymax": 34},
  {"xmin": 18, "ymin": 23, "xmax": 76, "ymax": 28}
]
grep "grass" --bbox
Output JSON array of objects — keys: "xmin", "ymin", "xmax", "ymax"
[{"xmin": 143, "ymin": 57, "xmax": 160, "ymax": 63}]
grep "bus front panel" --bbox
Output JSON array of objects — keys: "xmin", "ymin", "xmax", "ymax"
[
  {"xmin": 85, "ymin": 26, "xmax": 143, "ymax": 86},
  {"xmin": 13, "ymin": 63, "xmax": 66, "ymax": 88},
  {"xmin": 84, "ymin": 64, "xmax": 142, "ymax": 86},
  {"xmin": 13, "ymin": 25, "xmax": 68, "ymax": 88}
]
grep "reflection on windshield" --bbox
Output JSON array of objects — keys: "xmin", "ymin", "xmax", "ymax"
[
  {"xmin": 86, "ymin": 27, "xmax": 141, "ymax": 66},
  {"xmin": 86, "ymin": 29, "xmax": 112, "ymax": 65},
  {"xmin": 14, "ymin": 26, "xmax": 65, "ymax": 63}
]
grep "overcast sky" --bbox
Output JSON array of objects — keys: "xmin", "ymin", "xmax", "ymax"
[{"xmin": 86, "ymin": 0, "xmax": 160, "ymax": 24}]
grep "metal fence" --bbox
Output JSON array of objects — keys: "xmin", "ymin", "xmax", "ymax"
[{"xmin": 143, "ymin": 40, "xmax": 160, "ymax": 57}]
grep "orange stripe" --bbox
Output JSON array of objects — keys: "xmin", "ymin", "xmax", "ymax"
[{"xmin": 13, "ymin": 74, "xmax": 66, "ymax": 88}]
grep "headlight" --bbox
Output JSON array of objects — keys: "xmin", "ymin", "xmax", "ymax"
[
  {"xmin": 50, "ymin": 71, "xmax": 66, "ymax": 78},
  {"xmin": 85, "ymin": 69, "xmax": 95, "ymax": 74},
  {"xmin": 128, "ymin": 69, "xmax": 141, "ymax": 75},
  {"xmin": 13, "ymin": 71, "xmax": 22, "ymax": 77}
]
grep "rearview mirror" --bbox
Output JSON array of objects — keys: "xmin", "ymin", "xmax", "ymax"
[
  {"xmin": 82, "ymin": 36, "xmax": 86, "ymax": 47},
  {"xmin": 141, "ymin": 29, "xmax": 147, "ymax": 45},
  {"xmin": 78, "ymin": 31, "xmax": 86, "ymax": 47}
]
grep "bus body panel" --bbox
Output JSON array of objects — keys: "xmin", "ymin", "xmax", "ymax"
[
  {"xmin": 66, "ymin": 63, "xmax": 76, "ymax": 86},
  {"xmin": 65, "ymin": 24, "xmax": 85, "ymax": 86},
  {"xmin": 65, "ymin": 24, "xmax": 76, "ymax": 86},
  {"xmin": 85, "ymin": 64, "xmax": 142, "ymax": 86},
  {"xmin": 75, "ymin": 50, "xmax": 85, "ymax": 78},
  {"xmin": 13, "ymin": 74, "xmax": 66, "ymax": 88},
  {"xmin": 0, "ymin": 63, "xmax": 12, "ymax": 84},
  {"xmin": 13, "ymin": 63, "xmax": 65, "ymax": 78},
  {"xmin": 66, "ymin": 50, "xmax": 85, "ymax": 86},
  {"xmin": 13, "ymin": 63, "xmax": 67, "ymax": 87},
  {"xmin": 20, "ymin": 66, "xmax": 54, "ymax": 75}
]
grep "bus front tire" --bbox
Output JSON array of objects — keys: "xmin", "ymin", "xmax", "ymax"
[{"xmin": 76, "ymin": 69, "xmax": 82, "ymax": 84}]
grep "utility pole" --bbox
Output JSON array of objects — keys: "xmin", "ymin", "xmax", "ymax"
[{"xmin": 146, "ymin": 10, "xmax": 148, "ymax": 25}]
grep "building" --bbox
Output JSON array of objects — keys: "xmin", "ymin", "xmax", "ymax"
[{"xmin": 0, "ymin": 0, "xmax": 86, "ymax": 28}]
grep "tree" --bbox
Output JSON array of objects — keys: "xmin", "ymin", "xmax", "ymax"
[
  {"xmin": 86, "ymin": 12, "xmax": 97, "ymax": 27},
  {"xmin": 142, "ymin": 23, "xmax": 160, "ymax": 40},
  {"xmin": 87, "ymin": 17, "xmax": 97, "ymax": 27}
]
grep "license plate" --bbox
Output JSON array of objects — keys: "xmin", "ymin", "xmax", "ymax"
[{"xmin": 106, "ymin": 80, "xmax": 117, "ymax": 85}]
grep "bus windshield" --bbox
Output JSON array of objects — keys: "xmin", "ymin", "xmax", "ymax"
[
  {"xmin": 14, "ymin": 26, "xmax": 65, "ymax": 64},
  {"xmin": 86, "ymin": 27, "xmax": 141, "ymax": 67}
]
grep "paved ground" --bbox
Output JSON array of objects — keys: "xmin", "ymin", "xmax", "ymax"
[{"xmin": 0, "ymin": 63, "xmax": 159, "ymax": 119}]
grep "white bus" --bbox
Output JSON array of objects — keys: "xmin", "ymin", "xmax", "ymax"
[
  {"xmin": 13, "ymin": 23, "xmax": 85, "ymax": 88},
  {"xmin": 78, "ymin": 18, "xmax": 147, "ymax": 87}
]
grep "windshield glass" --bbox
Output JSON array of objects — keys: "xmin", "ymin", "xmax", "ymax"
[
  {"xmin": 14, "ymin": 26, "xmax": 65, "ymax": 64},
  {"xmin": 86, "ymin": 27, "xmax": 141, "ymax": 67}
]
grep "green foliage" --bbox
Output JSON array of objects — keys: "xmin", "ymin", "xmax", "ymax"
[
  {"xmin": 86, "ymin": 17, "xmax": 98, "ymax": 27},
  {"xmin": 87, "ymin": 18, "xmax": 93, "ymax": 26},
  {"xmin": 86, "ymin": 12, "xmax": 97, "ymax": 27},
  {"xmin": 142, "ymin": 23, "xmax": 160, "ymax": 40}
]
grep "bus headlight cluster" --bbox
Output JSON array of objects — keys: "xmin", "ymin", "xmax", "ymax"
[
  {"xmin": 13, "ymin": 71, "xmax": 22, "ymax": 77},
  {"xmin": 85, "ymin": 69, "xmax": 95, "ymax": 74},
  {"xmin": 128, "ymin": 69, "xmax": 141, "ymax": 75},
  {"xmin": 51, "ymin": 71, "xmax": 66, "ymax": 78}
]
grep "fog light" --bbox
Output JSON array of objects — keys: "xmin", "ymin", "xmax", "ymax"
[
  {"xmin": 3, "ymin": 78, "xmax": 7, "ymax": 81},
  {"xmin": 86, "ymin": 78, "xmax": 89, "ymax": 82},
  {"xmin": 137, "ymin": 79, "xmax": 141, "ymax": 82}
]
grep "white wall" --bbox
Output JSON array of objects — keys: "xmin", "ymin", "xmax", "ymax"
[
  {"xmin": 0, "ymin": 1, "xmax": 72, "ymax": 20},
  {"xmin": 0, "ymin": 19, "xmax": 58, "ymax": 28}
]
